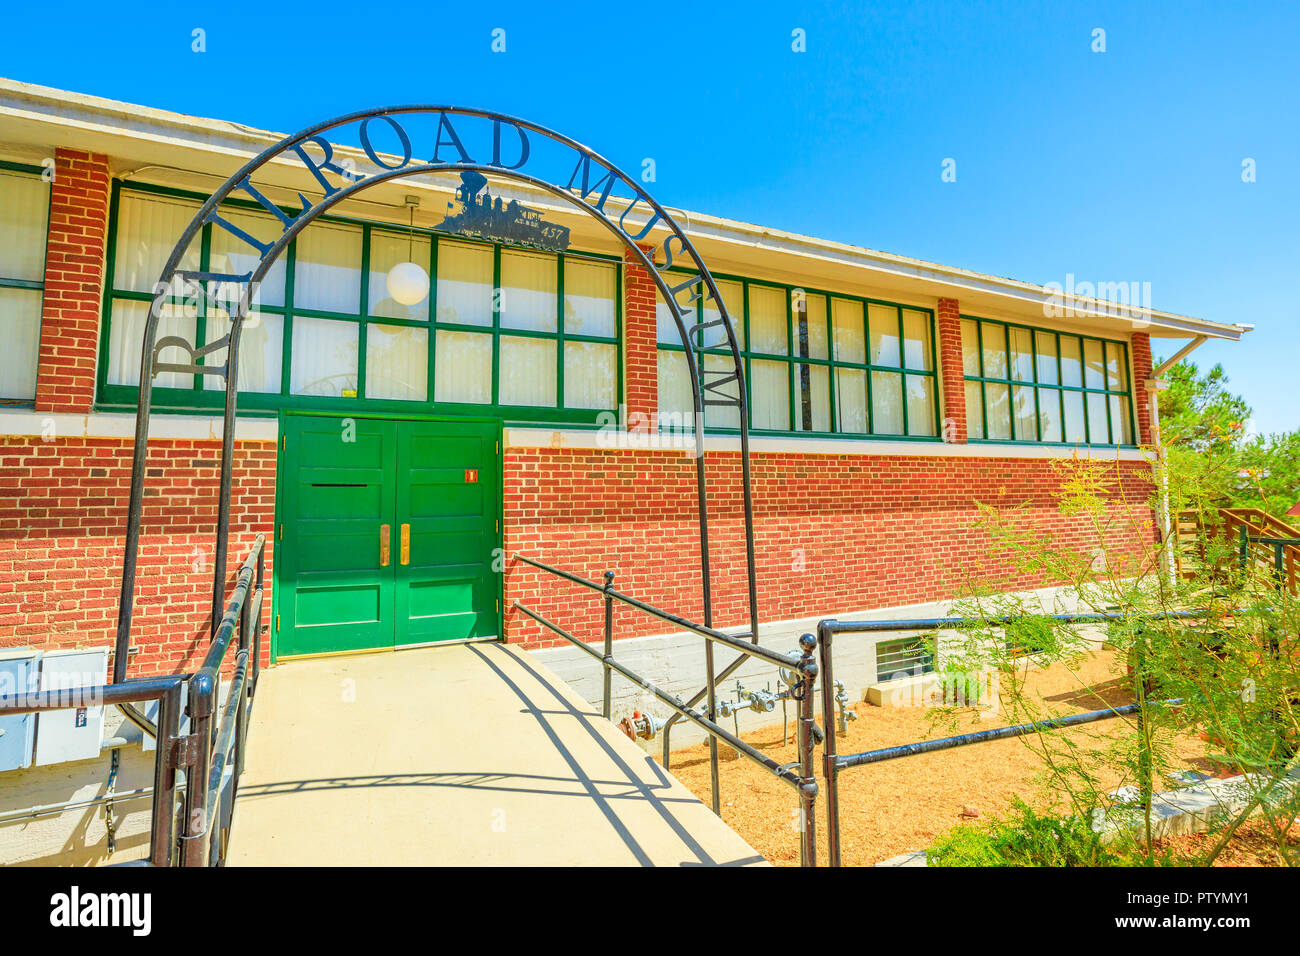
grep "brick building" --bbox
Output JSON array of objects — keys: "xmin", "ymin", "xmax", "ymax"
[{"xmin": 0, "ymin": 79, "xmax": 1245, "ymax": 839}]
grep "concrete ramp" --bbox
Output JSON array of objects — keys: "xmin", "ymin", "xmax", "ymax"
[{"xmin": 225, "ymin": 642, "xmax": 765, "ymax": 866}]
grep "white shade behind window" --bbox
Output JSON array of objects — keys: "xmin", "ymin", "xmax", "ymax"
[
  {"xmin": 290, "ymin": 316, "xmax": 357, "ymax": 396},
  {"xmin": 656, "ymin": 271, "xmax": 698, "ymax": 344},
  {"xmin": 434, "ymin": 330, "xmax": 491, "ymax": 403},
  {"xmin": 294, "ymin": 222, "xmax": 362, "ymax": 314},
  {"xmin": 208, "ymin": 207, "xmax": 286, "ymax": 308},
  {"xmin": 202, "ymin": 311, "xmax": 283, "ymax": 393},
  {"xmin": 106, "ymin": 299, "xmax": 198, "ymax": 390},
  {"xmin": 564, "ymin": 341, "xmax": 615, "ymax": 409},
  {"xmin": 0, "ymin": 287, "xmax": 42, "ymax": 399},
  {"xmin": 832, "ymin": 299, "xmax": 865, "ymax": 365},
  {"xmin": 436, "ymin": 241, "xmax": 493, "ymax": 326},
  {"xmin": 563, "ymin": 259, "xmax": 616, "ymax": 337},
  {"xmin": 368, "ymin": 230, "xmax": 431, "ymax": 321},
  {"xmin": 701, "ymin": 279, "xmax": 744, "ymax": 349},
  {"xmin": 748, "ymin": 286, "xmax": 786, "ymax": 355},
  {"xmin": 499, "ymin": 250, "xmax": 556, "ymax": 332},
  {"xmin": 498, "ymin": 335, "xmax": 555, "ymax": 406},
  {"xmin": 0, "ymin": 171, "xmax": 49, "ymax": 281},
  {"xmin": 366, "ymin": 324, "xmax": 427, "ymax": 401},
  {"xmin": 113, "ymin": 193, "xmax": 201, "ymax": 295}
]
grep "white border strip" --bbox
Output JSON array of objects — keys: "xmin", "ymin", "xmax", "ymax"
[
  {"xmin": 504, "ymin": 426, "xmax": 1150, "ymax": 461},
  {"xmin": 0, "ymin": 409, "xmax": 278, "ymax": 441}
]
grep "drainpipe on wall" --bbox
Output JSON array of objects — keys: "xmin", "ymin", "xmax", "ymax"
[{"xmin": 1146, "ymin": 334, "xmax": 1209, "ymax": 589}]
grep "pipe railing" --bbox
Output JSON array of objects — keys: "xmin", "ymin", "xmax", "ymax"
[
  {"xmin": 0, "ymin": 676, "xmax": 187, "ymax": 866},
  {"xmin": 181, "ymin": 532, "xmax": 266, "ymax": 867},
  {"xmin": 815, "ymin": 611, "xmax": 1215, "ymax": 867},
  {"xmin": 512, "ymin": 553, "xmax": 820, "ymax": 866}
]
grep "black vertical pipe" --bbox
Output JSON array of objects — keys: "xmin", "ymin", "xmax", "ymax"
[
  {"xmin": 796, "ymin": 632, "xmax": 818, "ymax": 867},
  {"xmin": 149, "ymin": 683, "xmax": 182, "ymax": 867},
  {"xmin": 602, "ymin": 570, "xmax": 614, "ymax": 720},
  {"xmin": 210, "ymin": 311, "xmax": 244, "ymax": 638},
  {"xmin": 817, "ymin": 620, "xmax": 841, "ymax": 866}
]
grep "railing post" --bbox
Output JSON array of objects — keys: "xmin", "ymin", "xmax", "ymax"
[
  {"xmin": 253, "ymin": 543, "xmax": 264, "ymax": 694},
  {"xmin": 182, "ymin": 697, "xmax": 215, "ymax": 867},
  {"xmin": 602, "ymin": 570, "xmax": 615, "ymax": 720},
  {"xmin": 150, "ymin": 684, "xmax": 183, "ymax": 867},
  {"xmin": 796, "ymin": 632, "xmax": 819, "ymax": 867},
  {"xmin": 817, "ymin": 621, "xmax": 841, "ymax": 867}
]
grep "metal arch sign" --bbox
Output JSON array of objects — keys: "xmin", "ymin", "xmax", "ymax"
[
  {"xmin": 114, "ymin": 106, "xmax": 762, "ymax": 704},
  {"xmin": 164, "ymin": 108, "xmax": 724, "ymax": 325}
]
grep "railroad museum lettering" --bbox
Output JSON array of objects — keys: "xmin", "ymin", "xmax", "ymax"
[{"xmin": 202, "ymin": 110, "xmax": 689, "ymax": 312}]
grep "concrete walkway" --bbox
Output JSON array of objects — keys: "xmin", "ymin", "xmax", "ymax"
[{"xmin": 225, "ymin": 642, "xmax": 765, "ymax": 866}]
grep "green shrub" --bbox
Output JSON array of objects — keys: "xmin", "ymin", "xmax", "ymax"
[{"xmin": 927, "ymin": 799, "xmax": 1161, "ymax": 867}]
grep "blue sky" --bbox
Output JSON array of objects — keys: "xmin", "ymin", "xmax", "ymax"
[{"xmin": 3, "ymin": 1, "xmax": 1296, "ymax": 433}]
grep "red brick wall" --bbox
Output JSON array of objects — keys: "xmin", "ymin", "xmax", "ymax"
[
  {"xmin": 0, "ymin": 436, "xmax": 275, "ymax": 675},
  {"xmin": 503, "ymin": 447, "xmax": 1156, "ymax": 649},
  {"xmin": 1131, "ymin": 331, "xmax": 1153, "ymax": 445},
  {"xmin": 34, "ymin": 149, "xmax": 111, "ymax": 414},
  {"xmin": 623, "ymin": 246, "xmax": 658, "ymax": 431},
  {"xmin": 936, "ymin": 297, "xmax": 967, "ymax": 443}
]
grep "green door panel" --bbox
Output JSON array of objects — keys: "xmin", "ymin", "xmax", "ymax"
[
  {"xmin": 275, "ymin": 414, "xmax": 501, "ymax": 659},
  {"xmin": 395, "ymin": 420, "xmax": 501, "ymax": 645},
  {"xmin": 277, "ymin": 416, "xmax": 398, "ymax": 657}
]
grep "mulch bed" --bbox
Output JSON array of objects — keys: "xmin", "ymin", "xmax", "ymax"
[{"xmin": 661, "ymin": 649, "xmax": 1215, "ymax": 866}]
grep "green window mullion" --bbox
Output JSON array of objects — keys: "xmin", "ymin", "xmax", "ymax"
[
  {"xmin": 614, "ymin": 260, "xmax": 624, "ymax": 418},
  {"xmin": 1124, "ymin": 341, "xmax": 1137, "ymax": 443},
  {"xmin": 555, "ymin": 253, "xmax": 565, "ymax": 409},
  {"xmin": 742, "ymin": 281, "xmax": 752, "ymax": 431},
  {"xmin": 1029, "ymin": 325, "xmax": 1041, "ymax": 442},
  {"xmin": 897, "ymin": 305, "xmax": 909, "ymax": 436},
  {"xmin": 929, "ymin": 308, "xmax": 941, "ymax": 437},
  {"xmin": 427, "ymin": 236, "xmax": 438, "ymax": 404},
  {"xmin": 864, "ymin": 300, "xmax": 874, "ymax": 434},
  {"xmin": 192, "ymin": 222, "xmax": 212, "ymax": 393},
  {"xmin": 356, "ymin": 225, "xmax": 371, "ymax": 400},
  {"xmin": 96, "ymin": 181, "xmax": 123, "ymax": 404},
  {"xmin": 491, "ymin": 244, "xmax": 502, "ymax": 407},
  {"xmin": 826, "ymin": 294, "xmax": 839, "ymax": 434},
  {"xmin": 1056, "ymin": 331, "xmax": 1066, "ymax": 444},
  {"xmin": 976, "ymin": 319, "xmax": 988, "ymax": 439},
  {"xmin": 279, "ymin": 238, "xmax": 297, "ymax": 396},
  {"xmin": 786, "ymin": 285, "xmax": 797, "ymax": 431}
]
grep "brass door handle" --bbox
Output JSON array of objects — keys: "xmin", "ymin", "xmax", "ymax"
[
  {"xmin": 380, "ymin": 524, "xmax": 390, "ymax": 566},
  {"xmin": 400, "ymin": 524, "xmax": 410, "ymax": 565}
]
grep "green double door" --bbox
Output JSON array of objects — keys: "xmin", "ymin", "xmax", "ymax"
[{"xmin": 276, "ymin": 415, "xmax": 501, "ymax": 658}]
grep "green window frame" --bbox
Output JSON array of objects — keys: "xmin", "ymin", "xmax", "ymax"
[
  {"xmin": 0, "ymin": 161, "xmax": 52, "ymax": 404},
  {"xmin": 96, "ymin": 181, "xmax": 622, "ymax": 425},
  {"xmin": 656, "ymin": 272, "xmax": 941, "ymax": 440},
  {"xmin": 960, "ymin": 315, "xmax": 1137, "ymax": 446}
]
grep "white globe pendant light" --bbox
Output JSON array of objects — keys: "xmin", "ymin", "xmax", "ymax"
[
  {"xmin": 387, "ymin": 260, "xmax": 429, "ymax": 305},
  {"xmin": 386, "ymin": 196, "xmax": 428, "ymax": 306}
]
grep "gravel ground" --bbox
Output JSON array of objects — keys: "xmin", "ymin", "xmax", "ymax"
[{"xmin": 661, "ymin": 648, "xmax": 1215, "ymax": 866}]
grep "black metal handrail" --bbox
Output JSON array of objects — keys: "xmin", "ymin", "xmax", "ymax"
[
  {"xmin": 512, "ymin": 553, "xmax": 821, "ymax": 866},
  {"xmin": 0, "ymin": 533, "xmax": 265, "ymax": 867},
  {"xmin": 180, "ymin": 532, "xmax": 266, "ymax": 866},
  {"xmin": 0, "ymin": 677, "xmax": 186, "ymax": 866},
  {"xmin": 814, "ymin": 611, "xmax": 1213, "ymax": 867}
]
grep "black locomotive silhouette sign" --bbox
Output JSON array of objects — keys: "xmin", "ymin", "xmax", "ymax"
[{"xmin": 435, "ymin": 170, "xmax": 571, "ymax": 251}]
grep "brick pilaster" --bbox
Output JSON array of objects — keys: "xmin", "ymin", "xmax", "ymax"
[
  {"xmin": 34, "ymin": 149, "xmax": 111, "ymax": 414},
  {"xmin": 936, "ymin": 297, "xmax": 967, "ymax": 443},
  {"xmin": 1131, "ymin": 331, "xmax": 1154, "ymax": 445},
  {"xmin": 622, "ymin": 245, "xmax": 658, "ymax": 431}
]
